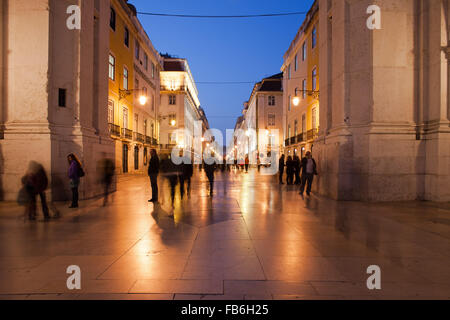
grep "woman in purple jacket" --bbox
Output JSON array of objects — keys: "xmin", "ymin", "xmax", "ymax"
[{"xmin": 67, "ymin": 153, "xmax": 82, "ymax": 208}]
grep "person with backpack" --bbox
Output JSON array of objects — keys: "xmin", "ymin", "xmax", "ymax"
[{"xmin": 67, "ymin": 153, "xmax": 84, "ymax": 208}]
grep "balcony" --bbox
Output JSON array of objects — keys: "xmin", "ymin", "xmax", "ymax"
[
  {"xmin": 145, "ymin": 136, "xmax": 151, "ymax": 144},
  {"xmin": 290, "ymin": 137, "xmax": 296, "ymax": 145},
  {"xmin": 134, "ymin": 132, "xmax": 145, "ymax": 143},
  {"xmin": 285, "ymin": 139, "xmax": 290, "ymax": 147},
  {"xmin": 152, "ymin": 137, "xmax": 158, "ymax": 145},
  {"xmin": 307, "ymin": 128, "xmax": 319, "ymax": 141},
  {"xmin": 108, "ymin": 123, "xmax": 120, "ymax": 137},
  {"xmin": 121, "ymin": 128, "xmax": 133, "ymax": 140},
  {"xmin": 296, "ymin": 133, "xmax": 304, "ymax": 144}
]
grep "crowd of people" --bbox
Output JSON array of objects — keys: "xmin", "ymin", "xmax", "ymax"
[{"xmin": 18, "ymin": 149, "xmax": 318, "ymax": 220}]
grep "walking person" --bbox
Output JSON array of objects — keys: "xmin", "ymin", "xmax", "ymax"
[
  {"xmin": 286, "ymin": 156, "xmax": 294, "ymax": 185},
  {"xmin": 181, "ymin": 155, "xmax": 194, "ymax": 198},
  {"xmin": 98, "ymin": 154, "xmax": 115, "ymax": 206},
  {"xmin": 299, "ymin": 151, "xmax": 318, "ymax": 197},
  {"xmin": 245, "ymin": 154, "xmax": 249, "ymax": 173},
  {"xmin": 293, "ymin": 154, "xmax": 301, "ymax": 185},
  {"xmin": 204, "ymin": 159, "xmax": 217, "ymax": 197},
  {"xmin": 278, "ymin": 154, "xmax": 285, "ymax": 184},
  {"xmin": 147, "ymin": 149, "xmax": 159, "ymax": 203},
  {"xmin": 161, "ymin": 154, "xmax": 178, "ymax": 208},
  {"xmin": 67, "ymin": 153, "xmax": 84, "ymax": 208},
  {"xmin": 22, "ymin": 162, "xmax": 51, "ymax": 221}
]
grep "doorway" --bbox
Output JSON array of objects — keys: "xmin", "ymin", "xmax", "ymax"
[{"xmin": 123, "ymin": 143, "xmax": 128, "ymax": 173}]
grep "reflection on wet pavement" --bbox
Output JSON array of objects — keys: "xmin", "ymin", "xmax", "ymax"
[{"xmin": 0, "ymin": 168, "xmax": 449, "ymax": 300}]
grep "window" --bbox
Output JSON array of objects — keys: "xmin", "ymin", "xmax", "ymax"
[
  {"xmin": 288, "ymin": 64, "xmax": 291, "ymax": 79},
  {"xmin": 143, "ymin": 119, "xmax": 147, "ymax": 136},
  {"xmin": 288, "ymin": 95, "xmax": 291, "ymax": 111},
  {"xmin": 294, "ymin": 54, "xmax": 298, "ymax": 71},
  {"xmin": 123, "ymin": 107, "xmax": 128, "ymax": 129},
  {"xmin": 135, "ymin": 40, "xmax": 140, "ymax": 59},
  {"xmin": 169, "ymin": 114, "xmax": 176, "ymax": 126},
  {"xmin": 110, "ymin": 7, "xmax": 116, "ymax": 31},
  {"xmin": 268, "ymin": 114, "xmax": 275, "ymax": 126},
  {"xmin": 149, "ymin": 92, "xmax": 154, "ymax": 111},
  {"xmin": 302, "ymin": 79, "xmax": 307, "ymax": 99},
  {"xmin": 288, "ymin": 125, "xmax": 291, "ymax": 138},
  {"xmin": 302, "ymin": 42, "xmax": 307, "ymax": 61},
  {"xmin": 151, "ymin": 123, "xmax": 154, "ymax": 138},
  {"xmin": 135, "ymin": 79, "xmax": 139, "ymax": 97},
  {"xmin": 312, "ymin": 26, "xmax": 317, "ymax": 49},
  {"xmin": 134, "ymin": 146, "xmax": 139, "ymax": 170},
  {"xmin": 302, "ymin": 114, "xmax": 306, "ymax": 134},
  {"xmin": 151, "ymin": 62, "xmax": 155, "ymax": 78},
  {"xmin": 312, "ymin": 68, "xmax": 317, "ymax": 91},
  {"xmin": 268, "ymin": 96, "xmax": 275, "ymax": 106},
  {"xmin": 142, "ymin": 86, "xmax": 148, "ymax": 98},
  {"xmin": 294, "ymin": 120, "xmax": 298, "ymax": 137},
  {"xmin": 108, "ymin": 99, "xmax": 114, "ymax": 123},
  {"xmin": 123, "ymin": 67, "xmax": 128, "ymax": 90},
  {"xmin": 124, "ymin": 26, "xmax": 129, "ymax": 47},
  {"xmin": 169, "ymin": 133, "xmax": 176, "ymax": 144},
  {"xmin": 58, "ymin": 88, "xmax": 66, "ymax": 107},
  {"xmin": 312, "ymin": 107, "xmax": 318, "ymax": 129},
  {"xmin": 169, "ymin": 95, "xmax": 176, "ymax": 105},
  {"xmin": 144, "ymin": 53, "xmax": 148, "ymax": 70},
  {"xmin": 134, "ymin": 114, "xmax": 138, "ymax": 133},
  {"xmin": 108, "ymin": 54, "xmax": 115, "ymax": 80}
]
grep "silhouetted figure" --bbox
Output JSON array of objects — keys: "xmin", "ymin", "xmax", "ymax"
[
  {"xmin": 293, "ymin": 155, "xmax": 301, "ymax": 185},
  {"xmin": 286, "ymin": 156, "xmax": 294, "ymax": 185},
  {"xmin": 147, "ymin": 149, "xmax": 159, "ymax": 203},
  {"xmin": 98, "ymin": 154, "xmax": 115, "ymax": 206},
  {"xmin": 181, "ymin": 156, "xmax": 194, "ymax": 198},
  {"xmin": 299, "ymin": 151, "xmax": 318, "ymax": 197},
  {"xmin": 68, "ymin": 153, "xmax": 84, "ymax": 208},
  {"xmin": 21, "ymin": 162, "xmax": 50, "ymax": 221},
  {"xmin": 161, "ymin": 154, "xmax": 178, "ymax": 207},
  {"xmin": 204, "ymin": 160, "xmax": 216, "ymax": 197},
  {"xmin": 245, "ymin": 154, "xmax": 249, "ymax": 173},
  {"xmin": 279, "ymin": 155, "xmax": 285, "ymax": 184}
]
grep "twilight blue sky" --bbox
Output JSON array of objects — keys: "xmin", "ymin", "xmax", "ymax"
[{"xmin": 130, "ymin": 0, "xmax": 314, "ymax": 143}]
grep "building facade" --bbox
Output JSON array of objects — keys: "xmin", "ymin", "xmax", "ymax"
[
  {"xmin": 108, "ymin": 0, "xmax": 161, "ymax": 175},
  {"xmin": 159, "ymin": 55, "xmax": 202, "ymax": 158},
  {"xmin": 238, "ymin": 73, "xmax": 284, "ymax": 164},
  {"xmin": 0, "ymin": 0, "xmax": 114, "ymax": 201},
  {"xmin": 282, "ymin": 1, "xmax": 319, "ymax": 159},
  {"xmin": 314, "ymin": 0, "xmax": 450, "ymax": 201}
]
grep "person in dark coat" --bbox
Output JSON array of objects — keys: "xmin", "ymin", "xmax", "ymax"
[
  {"xmin": 286, "ymin": 156, "xmax": 294, "ymax": 185},
  {"xmin": 293, "ymin": 155, "xmax": 301, "ymax": 185},
  {"xmin": 160, "ymin": 154, "xmax": 179, "ymax": 207},
  {"xmin": 299, "ymin": 151, "xmax": 318, "ymax": 197},
  {"xmin": 278, "ymin": 154, "xmax": 285, "ymax": 184},
  {"xmin": 23, "ymin": 161, "xmax": 50, "ymax": 221},
  {"xmin": 68, "ymin": 153, "xmax": 83, "ymax": 208},
  {"xmin": 147, "ymin": 149, "xmax": 160, "ymax": 203},
  {"xmin": 203, "ymin": 159, "xmax": 217, "ymax": 197},
  {"xmin": 181, "ymin": 156, "xmax": 194, "ymax": 198},
  {"xmin": 98, "ymin": 154, "xmax": 115, "ymax": 206}
]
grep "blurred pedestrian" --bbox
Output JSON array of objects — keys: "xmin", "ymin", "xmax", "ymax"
[
  {"xmin": 181, "ymin": 154, "xmax": 193, "ymax": 198},
  {"xmin": 161, "ymin": 154, "xmax": 178, "ymax": 207},
  {"xmin": 147, "ymin": 149, "xmax": 159, "ymax": 203},
  {"xmin": 279, "ymin": 154, "xmax": 285, "ymax": 184},
  {"xmin": 286, "ymin": 156, "xmax": 294, "ymax": 185},
  {"xmin": 204, "ymin": 159, "xmax": 216, "ymax": 197},
  {"xmin": 245, "ymin": 154, "xmax": 249, "ymax": 173},
  {"xmin": 299, "ymin": 151, "xmax": 318, "ymax": 197},
  {"xmin": 21, "ymin": 162, "xmax": 50, "ymax": 221},
  {"xmin": 293, "ymin": 154, "xmax": 301, "ymax": 185},
  {"xmin": 68, "ymin": 153, "xmax": 84, "ymax": 208},
  {"xmin": 97, "ymin": 154, "xmax": 115, "ymax": 206}
]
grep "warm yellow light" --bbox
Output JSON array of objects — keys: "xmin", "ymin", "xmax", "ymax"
[
  {"xmin": 139, "ymin": 95, "xmax": 148, "ymax": 105},
  {"xmin": 265, "ymin": 130, "xmax": 269, "ymax": 135},
  {"xmin": 170, "ymin": 119, "xmax": 176, "ymax": 126},
  {"xmin": 292, "ymin": 96, "xmax": 300, "ymax": 107},
  {"xmin": 246, "ymin": 130, "xmax": 250, "ymax": 137},
  {"xmin": 201, "ymin": 137, "xmax": 205, "ymax": 142}
]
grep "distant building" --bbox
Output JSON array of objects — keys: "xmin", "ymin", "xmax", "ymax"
[{"xmin": 159, "ymin": 55, "xmax": 203, "ymax": 159}]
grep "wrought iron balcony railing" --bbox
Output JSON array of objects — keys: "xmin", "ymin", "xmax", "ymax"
[
  {"xmin": 108, "ymin": 123, "xmax": 120, "ymax": 137},
  {"xmin": 121, "ymin": 128, "xmax": 133, "ymax": 140},
  {"xmin": 134, "ymin": 132, "xmax": 145, "ymax": 143}
]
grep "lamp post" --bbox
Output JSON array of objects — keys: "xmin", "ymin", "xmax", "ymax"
[{"xmin": 292, "ymin": 87, "xmax": 320, "ymax": 106}]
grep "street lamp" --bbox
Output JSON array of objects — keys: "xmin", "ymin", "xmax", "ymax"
[
  {"xmin": 119, "ymin": 89, "xmax": 148, "ymax": 106},
  {"xmin": 292, "ymin": 87, "xmax": 320, "ymax": 106}
]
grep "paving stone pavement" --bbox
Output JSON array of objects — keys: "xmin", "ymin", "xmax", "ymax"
[{"xmin": 0, "ymin": 168, "xmax": 449, "ymax": 300}]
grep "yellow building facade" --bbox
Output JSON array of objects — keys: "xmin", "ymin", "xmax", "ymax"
[
  {"xmin": 282, "ymin": 1, "xmax": 319, "ymax": 158},
  {"xmin": 108, "ymin": 0, "xmax": 161, "ymax": 174}
]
